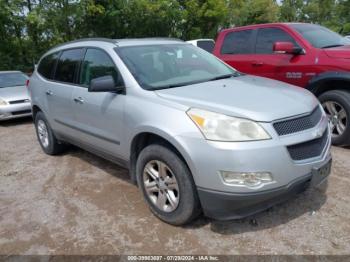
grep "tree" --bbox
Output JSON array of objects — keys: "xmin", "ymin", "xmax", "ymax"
[
  {"xmin": 337, "ymin": 0, "xmax": 350, "ymax": 35},
  {"xmin": 0, "ymin": 0, "xmax": 349, "ymax": 72},
  {"xmin": 178, "ymin": 0, "xmax": 228, "ymax": 39},
  {"xmin": 280, "ymin": 0, "xmax": 305, "ymax": 22},
  {"xmin": 226, "ymin": 0, "xmax": 280, "ymax": 27}
]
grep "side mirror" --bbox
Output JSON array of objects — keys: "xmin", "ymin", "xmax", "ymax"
[
  {"xmin": 88, "ymin": 75, "xmax": 124, "ymax": 93},
  {"xmin": 273, "ymin": 42, "xmax": 303, "ymax": 55}
]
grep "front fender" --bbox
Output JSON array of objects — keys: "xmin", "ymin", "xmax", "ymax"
[{"xmin": 306, "ymin": 71, "xmax": 350, "ymax": 95}]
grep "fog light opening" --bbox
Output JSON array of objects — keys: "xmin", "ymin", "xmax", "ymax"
[{"xmin": 220, "ymin": 171, "xmax": 274, "ymax": 188}]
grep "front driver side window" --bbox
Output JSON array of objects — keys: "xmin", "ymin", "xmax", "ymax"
[
  {"xmin": 79, "ymin": 48, "xmax": 121, "ymax": 87},
  {"xmin": 255, "ymin": 28, "xmax": 298, "ymax": 54}
]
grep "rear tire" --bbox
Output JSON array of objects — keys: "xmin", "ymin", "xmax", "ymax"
[
  {"xmin": 319, "ymin": 90, "xmax": 350, "ymax": 146},
  {"xmin": 34, "ymin": 111, "xmax": 66, "ymax": 155},
  {"xmin": 136, "ymin": 144, "xmax": 201, "ymax": 225}
]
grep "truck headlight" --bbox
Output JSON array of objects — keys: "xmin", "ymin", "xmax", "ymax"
[
  {"xmin": 220, "ymin": 171, "xmax": 274, "ymax": 187},
  {"xmin": 187, "ymin": 108, "xmax": 270, "ymax": 142},
  {"xmin": 0, "ymin": 98, "xmax": 8, "ymax": 106}
]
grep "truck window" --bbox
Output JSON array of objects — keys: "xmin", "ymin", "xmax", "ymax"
[
  {"xmin": 255, "ymin": 28, "xmax": 297, "ymax": 54},
  {"xmin": 290, "ymin": 23, "xmax": 350, "ymax": 48},
  {"xmin": 221, "ymin": 30, "xmax": 254, "ymax": 55}
]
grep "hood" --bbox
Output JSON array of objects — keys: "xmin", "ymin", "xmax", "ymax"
[
  {"xmin": 155, "ymin": 75, "xmax": 318, "ymax": 122},
  {"xmin": 0, "ymin": 85, "xmax": 30, "ymax": 102},
  {"xmin": 323, "ymin": 45, "xmax": 350, "ymax": 59}
]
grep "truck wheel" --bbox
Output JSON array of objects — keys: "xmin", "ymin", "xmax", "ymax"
[
  {"xmin": 34, "ymin": 111, "xmax": 66, "ymax": 155},
  {"xmin": 136, "ymin": 144, "xmax": 201, "ymax": 225},
  {"xmin": 319, "ymin": 90, "xmax": 350, "ymax": 146}
]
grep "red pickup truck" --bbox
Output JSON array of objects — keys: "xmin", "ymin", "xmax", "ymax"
[{"xmin": 213, "ymin": 23, "xmax": 350, "ymax": 146}]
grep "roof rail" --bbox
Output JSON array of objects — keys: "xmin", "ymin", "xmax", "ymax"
[
  {"xmin": 114, "ymin": 37, "xmax": 183, "ymax": 42},
  {"xmin": 52, "ymin": 38, "xmax": 117, "ymax": 49},
  {"xmin": 48, "ymin": 37, "xmax": 184, "ymax": 53}
]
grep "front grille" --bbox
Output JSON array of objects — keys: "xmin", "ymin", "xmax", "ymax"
[
  {"xmin": 9, "ymin": 99, "xmax": 30, "ymax": 104},
  {"xmin": 287, "ymin": 129, "xmax": 329, "ymax": 161},
  {"xmin": 274, "ymin": 106, "xmax": 322, "ymax": 136},
  {"xmin": 11, "ymin": 110, "xmax": 31, "ymax": 115}
]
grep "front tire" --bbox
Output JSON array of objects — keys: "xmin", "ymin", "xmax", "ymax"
[
  {"xmin": 319, "ymin": 90, "xmax": 350, "ymax": 146},
  {"xmin": 136, "ymin": 144, "xmax": 201, "ymax": 225},
  {"xmin": 34, "ymin": 111, "xmax": 66, "ymax": 155}
]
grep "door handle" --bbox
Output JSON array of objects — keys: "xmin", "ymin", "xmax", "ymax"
[
  {"xmin": 252, "ymin": 61, "xmax": 264, "ymax": 67},
  {"xmin": 46, "ymin": 90, "xmax": 53, "ymax": 96},
  {"xmin": 73, "ymin": 97, "xmax": 84, "ymax": 104}
]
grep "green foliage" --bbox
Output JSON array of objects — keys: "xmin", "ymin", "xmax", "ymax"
[
  {"xmin": 226, "ymin": 0, "xmax": 279, "ymax": 27},
  {"xmin": 180, "ymin": 0, "xmax": 228, "ymax": 39},
  {"xmin": 279, "ymin": 0, "xmax": 305, "ymax": 22},
  {"xmin": 0, "ymin": 0, "xmax": 349, "ymax": 72}
]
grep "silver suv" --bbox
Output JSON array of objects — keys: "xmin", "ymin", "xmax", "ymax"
[{"xmin": 28, "ymin": 38, "xmax": 332, "ymax": 225}]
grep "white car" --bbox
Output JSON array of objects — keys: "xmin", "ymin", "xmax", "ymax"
[
  {"xmin": 345, "ymin": 35, "xmax": 350, "ymax": 40},
  {"xmin": 186, "ymin": 39, "xmax": 215, "ymax": 53}
]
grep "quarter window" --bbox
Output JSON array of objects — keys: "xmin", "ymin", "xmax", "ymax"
[
  {"xmin": 38, "ymin": 52, "xmax": 59, "ymax": 79},
  {"xmin": 79, "ymin": 48, "xmax": 121, "ymax": 87},
  {"xmin": 221, "ymin": 30, "xmax": 254, "ymax": 55},
  {"xmin": 54, "ymin": 48, "xmax": 85, "ymax": 83},
  {"xmin": 255, "ymin": 28, "xmax": 297, "ymax": 54}
]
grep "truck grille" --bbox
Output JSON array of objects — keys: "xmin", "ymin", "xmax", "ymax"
[
  {"xmin": 287, "ymin": 129, "xmax": 329, "ymax": 161},
  {"xmin": 274, "ymin": 106, "xmax": 322, "ymax": 136}
]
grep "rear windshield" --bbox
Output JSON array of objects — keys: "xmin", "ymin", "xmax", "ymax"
[
  {"xmin": 290, "ymin": 24, "xmax": 350, "ymax": 48},
  {"xmin": 0, "ymin": 72, "xmax": 28, "ymax": 88}
]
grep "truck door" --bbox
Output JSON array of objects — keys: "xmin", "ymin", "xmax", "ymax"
[{"xmin": 250, "ymin": 27, "xmax": 309, "ymax": 87}]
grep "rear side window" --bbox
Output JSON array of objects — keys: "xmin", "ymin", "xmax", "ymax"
[
  {"xmin": 79, "ymin": 48, "xmax": 122, "ymax": 87},
  {"xmin": 54, "ymin": 48, "xmax": 85, "ymax": 83},
  {"xmin": 221, "ymin": 30, "xmax": 254, "ymax": 55},
  {"xmin": 38, "ymin": 52, "xmax": 59, "ymax": 79},
  {"xmin": 255, "ymin": 28, "xmax": 297, "ymax": 54},
  {"xmin": 197, "ymin": 40, "xmax": 215, "ymax": 53}
]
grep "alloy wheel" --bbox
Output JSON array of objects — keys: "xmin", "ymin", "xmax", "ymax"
[
  {"xmin": 37, "ymin": 120, "xmax": 49, "ymax": 148},
  {"xmin": 322, "ymin": 101, "xmax": 347, "ymax": 137},
  {"xmin": 143, "ymin": 160, "xmax": 180, "ymax": 212}
]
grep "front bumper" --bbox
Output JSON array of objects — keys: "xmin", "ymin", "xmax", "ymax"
[
  {"xmin": 198, "ymin": 158, "xmax": 331, "ymax": 220},
  {"xmin": 174, "ymin": 108, "xmax": 331, "ymax": 219},
  {"xmin": 176, "ymin": 114, "xmax": 331, "ymax": 193},
  {"xmin": 0, "ymin": 103, "xmax": 32, "ymax": 121}
]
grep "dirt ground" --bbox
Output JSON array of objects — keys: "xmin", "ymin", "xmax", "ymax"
[{"xmin": 0, "ymin": 118, "xmax": 350, "ymax": 255}]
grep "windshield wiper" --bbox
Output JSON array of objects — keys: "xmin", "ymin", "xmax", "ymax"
[
  {"xmin": 0, "ymin": 84, "xmax": 23, "ymax": 88},
  {"xmin": 149, "ymin": 80, "xmax": 204, "ymax": 90},
  {"xmin": 208, "ymin": 73, "xmax": 237, "ymax": 81},
  {"xmin": 148, "ymin": 73, "xmax": 239, "ymax": 91},
  {"xmin": 321, "ymin": 44, "xmax": 344, "ymax": 49}
]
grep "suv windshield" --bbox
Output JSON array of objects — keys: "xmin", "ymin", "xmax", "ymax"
[
  {"xmin": 290, "ymin": 24, "xmax": 350, "ymax": 49},
  {"xmin": 116, "ymin": 44, "xmax": 238, "ymax": 90},
  {"xmin": 0, "ymin": 72, "xmax": 28, "ymax": 88}
]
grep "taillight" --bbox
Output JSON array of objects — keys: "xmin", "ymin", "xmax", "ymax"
[{"xmin": 26, "ymin": 79, "xmax": 30, "ymax": 87}]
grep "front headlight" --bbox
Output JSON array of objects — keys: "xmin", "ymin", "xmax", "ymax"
[
  {"xmin": 0, "ymin": 98, "xmax": 8, "ymax": 106},
  {"xmin": 187, "ymin": 108, "xmax": 271, "ymax": 142}
]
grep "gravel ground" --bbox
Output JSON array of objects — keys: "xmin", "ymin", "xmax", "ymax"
[{"xmin": 0, "ymin": 118, "xmax": 350, "ymax": 255}]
